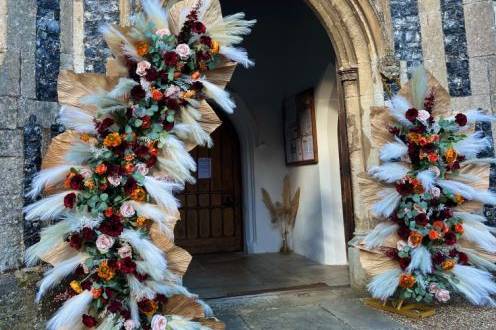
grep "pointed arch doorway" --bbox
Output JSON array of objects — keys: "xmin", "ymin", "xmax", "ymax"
[{"xmin": 175, "ymin": 110, "xmax": 244, "ymax": 255}]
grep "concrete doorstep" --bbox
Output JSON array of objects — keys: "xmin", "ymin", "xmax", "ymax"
[{"xmin": 207, "ymin": 285, "xmax": 408, "ymax": 330}]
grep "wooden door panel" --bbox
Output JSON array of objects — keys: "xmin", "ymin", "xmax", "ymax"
[{"xmin": 175, "ymin": 110, "xmax": 243, "ymax": 254}]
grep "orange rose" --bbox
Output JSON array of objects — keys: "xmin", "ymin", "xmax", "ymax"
[
  {"xmin": 399, "ymin": 274, "xmax": 416, "ymax": 289},
  {"xmin": 123, "ymin": 163, "xmax": 135, "ymax": 174},
  {"xmin": 407, "ymin": 133, "xmax": 421, "ymax": 144},
  {"xmin": 191, "ymin": 71, "xmax": 201, "ymax": 80},
  {"xmin": 427, "ymin": 152, "xmax": 438, "ymax": 163},
  {"xmin": 445, "ymin": 148, "xmax": 457, "ymax": 164},
  {"xmin": 442, "ymin": 259, "xmax": 456, "ymax": 271},
  {"xmin": 95, "ymin": 163, "xmax": 107, "ymax": 175},
  {"xmin": 428, "ymin": 230, "xmax": 440, "ymax": 240},
  {"xmin": 131, "ymin": 187, "xmax": 147, "ymax": 201},
  {"xmin": 104, "ymin": 207, "xmax": 113, "ymax": 218},
  {"xmin": 454, "ymin": 223, "xmax": 464, "ymax": 234},
  {"xmin": 136, "ymin": 41, "xmax": 149, "ymax": 56},
  {"xmin": 432, "ymin": 220, "xmax": 448, "ymax": 233},
  {"xmin": 151, "ymin": 88, "xmax": 163, "ymax": 101},
  {"xmin": 136, "ymin": 216, "xmax": 148, "ymax": 228},
  {"xmin": 103, "ymin": 132, "xmax": 122, "ymax": 148},
  {"xmin": 408, "ymin": 231, "xmax": 423, "ymax": 247},
  {"xmin": 97, "ymin": 260, "xmax": 115, "ymax": 281}
]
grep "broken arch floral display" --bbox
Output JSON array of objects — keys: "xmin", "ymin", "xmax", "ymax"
[
  {"xmin": 24, "ymin": 0, "xmax": 254, "ymax": 329},
  {"xmin": 360, "ymin": 67, "xmax": 496, "ymax": 306}
]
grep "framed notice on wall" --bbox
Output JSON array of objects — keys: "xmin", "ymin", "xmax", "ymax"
[{"xmin": 283, "ymin": 88, "xmax": 318, "ymax": 166}]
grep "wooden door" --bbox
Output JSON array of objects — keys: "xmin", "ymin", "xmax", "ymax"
[{"xmin": 174, "ymin": 114, "xmax": 243, "ymax": 254}]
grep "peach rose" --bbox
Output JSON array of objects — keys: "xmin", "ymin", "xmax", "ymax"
[
  {"xmin": 96, "ymin": 234, "xmax": 115, "ymax": 253},
  {"xmin": 155, "ymin": 28, "xmax": 171, "ymax": 37},
  {"xmin": 417, "ymin": 109, "xmax": 431, "ymax": 121},
  {"xmin": 107, "ymin": 175, "xmax": 122, "ymax": 187},
  {"xmin": 435, "ymin": 288, "xmax": 450, "ymax": 302},
  {"xmin": 136, "ymin": 60, "xmax": 151, "ymax": 76},
  {"xmin": 124, "ymin": 319, "xmax": 136, "ymax": 330},
  {"xmin": 175, "ymin": 43, "xmax": 191, "ymax": 59},
  {"xmin": 120, "ymin": 202, "xmax": 136, "ymax": 218},
  {"xmin": 151, "ymin": 314, "xmax": 168, "ymax": 330}
]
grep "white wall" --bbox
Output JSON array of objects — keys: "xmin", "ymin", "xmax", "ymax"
[{"xmin": 221, "ymin": 0, "xmax": 347, "ymax": 265}]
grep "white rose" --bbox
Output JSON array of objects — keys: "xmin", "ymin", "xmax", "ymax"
[
  {"xmin": 118, "ymin": 243, "xmax": 132, "ymax": 259},
  {"xmin": 175, "ymin": 43, "xmax": 191, "ymax": 59},
  {"xmin": 165, "ymin": 85, "xmax": 181, "ymax": 98},
  {"xmin": 136, "ymin": 60, "xmax": 151, "ymax": 76},
  {"xmin": 107, "ymin": 175, "xmax": 122, "ymax": 187},
  {"xmin": 135, "ymin": 163, "xmax": 149, "ymax": 176},
  {"xmin": 120, "ymin": 202, "xmax": 136, "ymax": 218},
  {"xmin": 431, "ymin": 186, "xmax": 441, "ymax": 198},
  {"xmin": 418, "ymin": 109, "xmax": 431, "ymax": 121},
  {"xmin": 96, "ymin": 234, "xmax": 115, "ymax": 254},
  {"xmin": 155, "ymin": 28, "xmax": 171, "ymax": 37},
  {"xmin": 435, "ymin": 288, "xmax": 450, "ymax": 302},
  {"xmin": 151, "ymin": 314, "xmax": 168, "ymax": 330},
  {"xmin": 124, "ymin": 319, "xmax": 136, "ymax": 330}
]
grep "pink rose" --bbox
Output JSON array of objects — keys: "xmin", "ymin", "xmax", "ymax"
[
  {"xmin": 175, "ymin": 43, "xmax": 191, "ymax": 59},
  {"xmin": 165, "ymin": 85, "xmax": 181, "ymax": 98},
  {"xmin": 96, "ymin": 234, "xmax": 115, "ymax": 253},
  {"xmin": 435, "ymin": 288, "xmax": 450, "ymax": 302},
  {"xmin": 431, "ymin": 187, "xmax": 441, "ymax": 198},
  {"xmin": 396, "ymin": 240, "xmax": 407, "ymax": 251},
  {"xmin": 417, "ymin": 109, "xmax": 431, "ymax": 121},
  {"xmin": 124, "ymin": 319, "xmax": 136, "ymax": 330},
  {"xmin": 151, "ymin": 314, "xmax": 168, "ymax": 330},
  {"xmin": 107, "ymin": 175, "xmax": 122, "ymax": 187},
  {"xmin": 120, "ymin": 202, "xmax": 136, "ymax": 218},
  {"xmin": 155, "ymin": 28, "xmax": 171, "ymax": 37},
  {"xmin": 118, "ymin": 243, "xmax": 132, "ymax": 259},
  {"xmin": 428, "ymin": 283, "xmax": 438, "ymax": 294},
  {"xmin": 136, "ymin": 60, "xmax": 151, "ymax": 76},
  {"xmin": 135, "ymin": 163, "xmax": 149, "ymax": 176}
]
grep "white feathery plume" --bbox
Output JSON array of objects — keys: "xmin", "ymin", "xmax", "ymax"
[
  {"xmin": 146, "ymin": 280, "xmax": 195, "ymax": 298},
  {"xmin": 380, "ymin": 137, "xmax": 408, "ymax": 162},
  {"xmin": 437, "ymin": 179, "xmax": 496, "ymax": 205},
  {"xmin": 142, "ymin": 0, "xmax": 169, "ymax": 29},
  {"xmin": 417, "ymin": 169, "xmax": 436, "ymax": 192},
  {"xmin": 26, "ymin": 165, "xmax": 78, "ymax": 199},
  {"xmin": 61, "ymin": 212, "xmax": 104, "ymax": 230},
  {"xmin": 219, "ymin": 46, "xmax": 254, "ymax": 68},
  {"xmin": 410, "ymin": 66, "xmax": 429, "ymax": 109},
  {"xmin": 199, "ymin": 78, "xmax": 235, "ymax": 113},
  {"xmin": 388, "ymin": 95, "xmax": 413, "ymax": 127},
  {"xmin": 462, "ymin": 157, "xmax": 496, "ymax": 165},
  {"xmin": 107, "ymin": 78, "xmax": 138, "ymax": 99},
  {"xmin": 406, "ymin": 245, "xmax": 432, "ymax": 274},
  {"xmin": 130, "ymin": 297, "xmax": 140, "ymax": 329},
  {"xmin": 363, "ymin": 222, "xmax": 399, "ymax": 249},
  {"xmin": 206, "ymin": 13, "xmax": 256, "ymax": 46},
  {"xmin": 458, "ymin": 247, "xmax": 496, "ymax": 272},
  {"xmin": 81, "ymin": 93, "xmax": 128, "ymax": 116},
  {"xmin": 100, "ymin": 25, "xmax": 143, "ymax": 62},
  {"xmin": 454, "ymin": 211, "xmax": 488, "ymax": 224},
  {"xmin": 24, "ymin": 191, "xmax": 76, "ymax": 221},
  {"xmin": 143, "ymin": 176, "xmax": 182, "ymax": 212},
  {"xmin": 167, "ymin": 316, "xmax": 210, "ymax": 330},
  {"xmin": 367, "ymin": 268, "xmax": 402, "ymax": 300},
  {"xmin": 128, "ymin": 275, "xmax": 156, "ymax": 300},
  {"xmin": 447, "ymin": 265, "xmax": 496, "ymax": 306},
  {"xmin": 466, "ymin": 108, "xmax": 496, "ymax": 123},
  {"xmin": 121, "ymin": 229, "xmax": 168, "ymax": 281},
  {"xmin": 173, "ymin": 105, "xmax": 213, "ymax": 147},
  {"xmin": 462, "ymin": 221, "xmax": 496, "ymax": 253},
  {"xmin": 46, "ymin": 290, "xmax": 93, "ymax": 330},
  {"xmin": 368, "ymin": 162, "xmax": 408, "ymax": 183},
  {"xmin": 454, "ymin": 131, "xmax": 491, "ymax": 159},
  {"xmin": 157, "ymin": 134, "xmax": 197, "ymax": 183},
  {"xmin": 25, "ymin": 220, "xmax": 71, "ymax": 266},
  {"xmin": 128, "ymin": 201, "xmax": 175, "ymax": 240},
  {"xmin": 65, "ymin": 141, "xmax": 93, "ymax": 164},
  {"xmin": 136, "ymin": 261, "xmax": 180, "ymax": 284},
  {"xmin": 58, "ymin": 106, "xmax": 96, "ymax": 134},
  {"xmin": 372, "ymin": 188, "xmax": 402, "ymax": 218},
  {"xmin": 36, "ymin": 253, "xmax": 89, "ymax": 302}
]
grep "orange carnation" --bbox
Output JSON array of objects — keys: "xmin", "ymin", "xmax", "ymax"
[
  {"xmin": 136, "ymin": 41, "xmax": 149, "ymax": 56},
  {"xmin": 103, "ymin": 132, "xmax": 122, "ymax": 148},
  {"xmin": 428, "ymin": 230, "xmax": 440, "ymax": 240},
  {"xmin": 80, "ymin": 133, "xmax": 91, "ymax": 142},
  {"xmin": 131, "ymin": 187, "xmax": 147, "ymax": 202},
  {"xmin": 97, "ymin": 260, "xmax": 115, "ymax": 281},
  {"xmin": 95, "ymin": 163, "xmax": 107, "ymax": 175},
  {"xmin": 442, "ymin": 259, "xmax": 456, "ymax": 271},
  {"xmin": 399, "ymin": 274, "xmax": 416, "ymax": 289},
  {"xmin": 445, "ymin": 148, "xmax": 457, "ymax": 164},
  {"xmin": 211, "ymin": 40, "xmax": 220, "ymax": 54},
  {"xmin": 454, "ymin": 194, "xmax": 464, "ymax": 205},
  {"xmin": 407, "ymin": 132, "xmax": 421, "ymax": 144},
  {"xmin": 104, "ymin": 207, "xmax": 113, "ymax": 218},
  {"xmin": 432, "ymin": 220, "xmax": 448, "ymax": 233},
  {"xmin": 454, "ymin": 223, "xmax": 464, "ymax": 234},
  {"xmin": 408, "ymin": 231, "xmax": 423, "ymax": 247},
  {"xmin": 151, "ymin": 88, "xmax": 163, "ymax": 101},
  {"xmin": 427, "ymin": 152, "xmax": 439, "ymax": 163},
  {"xmin": 136, "ymin": 216, "xmax": 148, "ymax": 228}
]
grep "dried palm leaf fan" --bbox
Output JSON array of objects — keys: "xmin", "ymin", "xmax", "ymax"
[
  {"xmin": 262, "ymin": 175, "xmax": 301, "ymax": 253},
  {"xmin": 23, "ymin": 0, "xmax": 255, "ymax": 329},
  {"xmin": 356, "ymin": 66, "xmax": 496, "ymax": 310}
]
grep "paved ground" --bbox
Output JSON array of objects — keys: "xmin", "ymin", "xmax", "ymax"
[
  {"xmin": 184, "ymin": 252, "xmax": 350, "ymax": 299},
  {"xmin": 207, "ymin": 286, "xmax": 406, "ymax": 329}
]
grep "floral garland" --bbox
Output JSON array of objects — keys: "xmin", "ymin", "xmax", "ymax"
[
  {"xmin": 24, "ymin": 0, "xmax": 254, "ymax": 329},
  {"xmin": 363, "ymin": 67, "xmax": 496, "ymax": 306}
]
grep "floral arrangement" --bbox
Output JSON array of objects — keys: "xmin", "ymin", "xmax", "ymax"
[
  {"xmin": 360, "ymin": 67, "xmax": 496, "ymax": 306},
  {"xmin": 23, "ymin": 0, "xmax": 254, "ymax": 329}
]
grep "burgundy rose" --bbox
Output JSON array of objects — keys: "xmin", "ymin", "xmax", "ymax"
[
  {"xmin": 138, "ymin": 298, "xmax": 156, "ymax": 314},
  {"xmin": 117, "ymin": 257, "xmax": 136, "ymax": 274},
  {"xmin": 458, "ymin": 252, "xmax": 469, "ymax": 265},
  {"xmin": 415, "ymin": 213, "xmax": 429, "ymax": 226},
  {"xmin": 156, "ymin": 294, "xmax": 167, "ymax": 303},
  {"xmin": 64, "ymin": 192, "xmax": 77, "ymax": 208},
  {"xmin": 124, "ymin": 177, "xmax": 138, "ymax": 195},
  {"xmin": 165, "ymin": 97, "xmax": 179, "ymax": 110},
  {"xmin": 120, "ymin": 309, "xmax": 131, "ymax": 319},
  {"xmin": 69, "ymin": 234, "xmax": 82, "ymax": 250},
  {"xmin": 134, "ymin": 271, "xmax": 148, "ymax": 282},
  {"xmin": 200, "ymin": 35, "xmax": 212, "ymax": 46},
  {"xmin": 191, "ymin": 81, "xmax": 203, "ymax": 91},
  {"xmin": 96, "ymin": 118, "xmax": 114, "ymax": 134},
  {"xmin": 159, "ymin": 70, "xmax": 169, "ymax": 82},
  {"xmin": 108, "ymin": 300, "xmax": 122, "ymax": 313},
  {"xmin": 144, "ymin": 67, "xmax": 159, "ymax": 81},
  {"xmin": 75, "ymin": 265, "xmax": 85, "ymax": 276},
  {"xmin": 449, "ymin": 249, "xmax": 458, "ymax": 258},
  {"xmin": 405, "ymin": 108, "xmax": 419, "ymax": 122},
  {"xmin": 197, "ymin": 51, "xmax": 211, "ymax": 61},
  {"xmin": 130, "ymin": 85, "xmax": 146, "ymax": 101},
  {"xmin": 388, "ymin": 126, "xmax": 400, "ymax": 136},
  {"xmin": 432, "ymin": 251, "xmax": 446, "ymax": 265},
  {"xmin": 163, "ymin": 51, "xmax": 179, "ymax": 67},
  {"xmin": 105, "ymin": 288, "xmax": 114, "ymax": 299},
  {"xmin": 81, "ymin": 280, "xmax": 92, "ymax": 291},
  {"xmin": 191, "ymin": 21, "xmax": 206, "ymax": 34},
  {"xmin": 163, "ymin": 121, "xmax": 175, "ymax": 132},
  {"xmin": 397, "ymin": 225, "xmax": 411, "ymax": 241},
  {"xmin": 70, "ymin": 174, "xmax": 84, "ymax": 190},
  {"xmin": 444, "ymin": 231, "xmax": 457, "ymax": 245},
  {"xmin": 441, "ymin": 208, "xmax": 453, "ymax": 219},
  {"xmin": 399, "ymin": 257, "xmax": 411, "ymax": 270},
  {"xmin": 99, "ymin": 218, "xmax": 124, "ymax": 237},
  {"xmin": 396, "ymin": 181, "xmax": 414, "ymax": 196},
  {"xmin": 424, "ymin": 93, "xmax": 435, "ymax": 112},
  {"xmin": 455, "ymin": 113, "xmax": 468, "ymax": 126},
  {"xmin": 81, "ymin": 227, "xmax": 96, "ymax": 241},
  {"xmin": 146, "ymin": 156, "xmax": 158, "ymax": 168},
  {"xmin": 82, "ymin": 314, "xmax": 97, "ymax": 328}
]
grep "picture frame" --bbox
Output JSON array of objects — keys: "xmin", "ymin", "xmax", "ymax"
[{"xmin": 283, "ymin": 88, "xmax": 319, "ymax": 166}]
